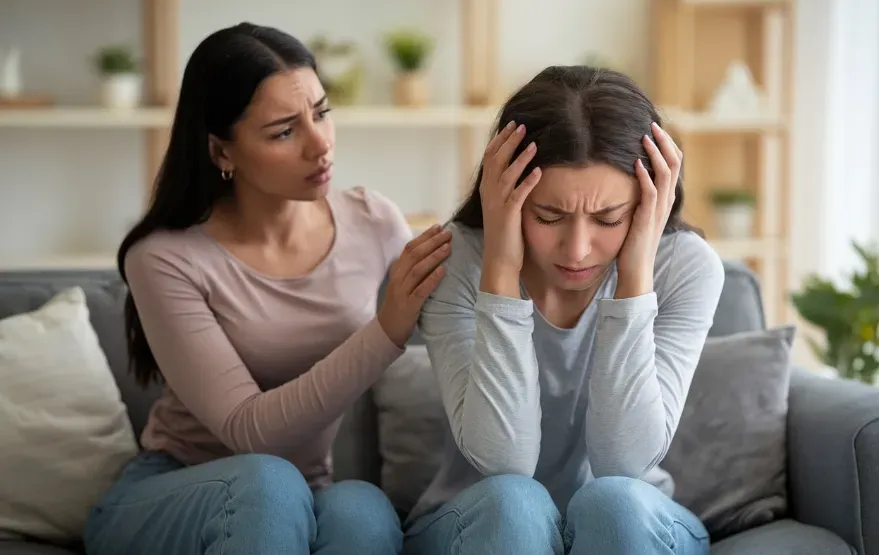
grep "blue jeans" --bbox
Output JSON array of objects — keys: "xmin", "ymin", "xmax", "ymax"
[
  {"xmin": 84, "ymin": 451, "xmax": 402, "ymax": 555},
  {"xmin": 402, "ymin": 475, "xmax": 709, "ymax": 555}
]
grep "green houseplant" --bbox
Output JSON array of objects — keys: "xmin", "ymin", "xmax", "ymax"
[
  {"xmin": 309, "ymin": 36, "xmax": 363, "ymax": 106},
  {"xmin": 790, "ymin": 241, "xmax": 879, "ymax": 384},
  {"xmin": 94, "ymin": 44, "xmax": 141, "ymax": 109},
  {"xmin": 383, "ymin": 29, "xmax": 433, "ymax": 106},
  {"xmin": 709, "ymin": 187, "xmax": 756, "ymax": 239}
]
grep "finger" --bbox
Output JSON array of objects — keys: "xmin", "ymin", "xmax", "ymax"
[
  {"xmin": 634, "ymin": 158, "xmax": 657, "ymax": 219},
  {"xmin": 485, "ymin": 120, "xmax": 517, "ymax": 158},
  {"xmin": 642, "ymin": 133, "xmax": 671, "ymax": 191},
  {"xmin": 499, "ymin": 141, "xmax": 537, "ymax": 193},
  {"xmin": 405, "ymin": 242, "xmax": 451, "ymax": 292},
  {"xmin": 651, "ymin": 122, "xmax": 681, "ymax": 176},
  {"xmin": 401, "ymin": 228, "xmax": 452, "ymax": 272},
  {"xmin": 493, "ymin": 123, "xmax": 527, "ymax": 172},
  {"xmin": 394, "ymin": 225, "xmax": 445, "ymax": 277},
  {"xmin": 411, "ymin": 266, "xmax": 446, "ymax": 301},
  {"xmin": 511, "ymin": 166, "xmax": 542, "ymax": 210}
]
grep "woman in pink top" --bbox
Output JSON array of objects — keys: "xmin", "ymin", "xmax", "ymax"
[{"xmin": 83, "ymin": 22, "xmax": 450, "ymax": 555}]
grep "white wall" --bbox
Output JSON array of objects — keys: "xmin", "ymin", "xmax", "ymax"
[{"xmin": 0, "ymin": 0, "xmax": 651, "ymax": 262}]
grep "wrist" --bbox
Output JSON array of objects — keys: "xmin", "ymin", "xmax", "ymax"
[
  {"xmin": 614, "ymin": 277, "xmax": 653, "ymax": 299},
  {"xmin": 480, "ymin": 260, "xmax": 522, "ymax": 299}
]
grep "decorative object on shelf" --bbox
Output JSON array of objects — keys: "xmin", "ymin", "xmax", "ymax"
[
  {"xmin": 0, "ymin": 47, "xmax": 22, "ymax": 98},
  {"xmin": 309, "ymin": 36, "xmax": 363, "ymax": 106},
  {"xmin": 790, "ymin": 241, "xmax": 879, "ymax": 385},
  {"xmin": 0, "ymin": 47, "xmax": 52, "ymax": 108},
  {"xmin": 707, "ymin": 61, "xmax": 769, "ymax": 120},
  {"xmin": 94, "ymin": 44, "xmax": 141, "ymax": 110},
  {"xmin": 383, "ymin": 29, "xmax": 433, "ymax": 107},
  {"xmin": 709, "ymin": 187, "xmax": 756, "ymax": 239}
]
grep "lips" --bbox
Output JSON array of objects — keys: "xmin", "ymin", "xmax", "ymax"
[
  {"xmin": 555, "ymin": 264, "xmax": 600, "ymax": 280},
  {"xmin": 305, "ymin": 164, "xmax": 333, "ymax": 185}
]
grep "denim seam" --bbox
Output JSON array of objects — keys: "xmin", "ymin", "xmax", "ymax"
[
  {"xmin": 221, "ymin": 482, "xmax": 231, "ymax": 555},
  {"xmin": 98, "ymin": 478, "xmax": 233, "ymax": 509},
  {"xmin": 669, "ymin": 519, "xmax": 710, "ymax": 545}
]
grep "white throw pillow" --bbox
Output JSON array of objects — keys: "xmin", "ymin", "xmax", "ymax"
[{"xmin": 0, "ymin": 287, "xmax": 139, "ymax": 543}]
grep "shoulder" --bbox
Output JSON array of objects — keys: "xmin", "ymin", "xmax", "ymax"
[
  {"xmin": 123, "ymin": 228, "xmax": 206, "ymax": 289},
  {"xmin": 333, "ymin": 186, "xmax": 412, "ymax": 261},
  {"xmin": 429, "ymin": 220, "xmax": 485, "ymax": 299},
  {"xmin": 654, "ymin": 230, "xmax": 725, "ymax": 304}
]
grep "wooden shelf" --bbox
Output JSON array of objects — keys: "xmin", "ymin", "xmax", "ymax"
[
  {"xmin": 681, "ymin": 0, "xmax": 789, "ymax": 6},
  {"xmin": 709, "ymin": 237, "xmax": 783, "ymax": 260},
  {"xmin": 660, "ymin": 106, "xmax": 787, "ymax": 134},
  {"xmin": 0, "ymin": 107, "xmax": 172, "ymax": 128},
  {"xmin": 0, "ymin": 105, "xmax": 499, "ymax": 129}
]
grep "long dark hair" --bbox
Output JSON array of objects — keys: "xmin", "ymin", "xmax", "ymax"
[
  {"xmin": 118, "ymin": 23, "xmax": 317, "ymax": 388},
  {"xmin": 454, "ymin": 65, "xmax": 698, "ymax": 236}
]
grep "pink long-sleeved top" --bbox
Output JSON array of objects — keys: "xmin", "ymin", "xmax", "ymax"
[{"xmin": 124, "ymin": 186, "xmax": 412, "ymax": 488}]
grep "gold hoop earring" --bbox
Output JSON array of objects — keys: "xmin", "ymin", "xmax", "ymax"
[{"xmin": 221, "ymin": 169, "xmax": 234, "ymax": 181}]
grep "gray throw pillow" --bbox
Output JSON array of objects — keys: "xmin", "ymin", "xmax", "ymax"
[
  {"xmin": 372, "ymin": 346, "xmax": 446, "ymax": 514},
  {"xmin": 662, "ymin": 325, "xmax": 796, "ymax": 541}
]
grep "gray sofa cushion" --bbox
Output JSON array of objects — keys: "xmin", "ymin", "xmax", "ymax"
[
  {"xmin": 709, "ymin": 520, "xmax": 855, "ymax": 555},
  {"xmin": 0, "ymin": 542, "xmax": 79, "ymax": 555},
  {"xmin": 663, "ymin": 326, "xmax": 797, "ymax": 541}
]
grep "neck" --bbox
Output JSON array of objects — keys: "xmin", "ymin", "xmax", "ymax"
[
  {"xmin": 521, "ymin": 259, "xmax": 604, "ymax": 329},
  {"xmin": 219, "ymin": 186, "xmax": 331, "ymax": 248}
]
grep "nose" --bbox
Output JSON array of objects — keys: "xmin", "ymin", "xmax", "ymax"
[
  {"xmin": 303, "ymin": 122, "xmax": 331, "ymax": 161},
  {"xmin": 562, "ymin": 219, "xmax": 592, "ymax": 263}
]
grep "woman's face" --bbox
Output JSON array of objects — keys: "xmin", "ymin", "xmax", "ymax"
[
  {"xmin": 212, "ymin": 66, "xmax": 335, "ymax": 201},
  {"xmin": 522, "ymin": 164, "xmax": 638, "ymax": 292}
]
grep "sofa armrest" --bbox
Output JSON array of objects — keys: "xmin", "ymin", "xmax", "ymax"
[{"xmin": 787, "ymin": 368, "xmax": 878, "ymax": 555}]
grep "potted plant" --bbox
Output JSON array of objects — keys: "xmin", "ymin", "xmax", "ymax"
[
  {"xmin": 790, "ymin": 241, "xmax": 879, "ymax": 384},
  {"xmin": 383, "ymin": 29, "xmax": 433, "ymax": 107},
  {"xmin": 709, "ymin": 187, "xmax": 756, "ymax": 239},
  {"xmin": 94, "ymin": 44, "xmax": 141, "ymax": 110},
  {"xmin": 309, "ymin": 36, "xmax": 363, "ymax": 106}
]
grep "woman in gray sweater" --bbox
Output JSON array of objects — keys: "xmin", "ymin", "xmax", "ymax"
[{"xmin": 402, "ymin": 66, "xmax": 725, "ymax": 555}]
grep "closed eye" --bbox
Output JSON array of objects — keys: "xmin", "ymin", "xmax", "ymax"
[
  {"xmin": 595, "ymin": 218, "xmax": 624, "ymax": 228},
  {"xmin": 533, "ymin": 214, "xmax": 563, "ymax": 225}
]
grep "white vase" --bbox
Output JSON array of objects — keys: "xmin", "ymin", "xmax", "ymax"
[
  {"xmin": 0, "ymin": 47, "xmax": 22, "ymax": 98},
  {"xmin": 715, "ymin": 204, "xmax": 755, "ymax": 239},
  {"xmin": 100, "ymin": 73, "xmax": 141, "ymax": 109}
]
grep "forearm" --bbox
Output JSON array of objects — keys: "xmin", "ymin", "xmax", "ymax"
[
  {"xmin": 222, "ymin": 318, "xmax": 404, "ymax": 453},
  {"xmin": 454, "ymin": 292, "xmax": 542, "ymax": 476},
  {"xmin": 585, "ymin": 293, "xmax": 670, "ymax": 478}
]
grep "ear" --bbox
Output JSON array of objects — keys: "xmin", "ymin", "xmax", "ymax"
[{"xmin": 208, "ymin": 134, "xmax": 234, "ymax": 172}]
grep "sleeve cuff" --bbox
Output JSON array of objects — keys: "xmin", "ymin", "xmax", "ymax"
[
  {"xmin": 597, "ymin": 292, "xmax": 658, "ymax": 318},
  {"xmin": 364, "ymin": 317, "xmax": 407, "ymax": 362},
  {"xmin": 476, "ymin": 290, "xmax": 534, "ymax": 319}
]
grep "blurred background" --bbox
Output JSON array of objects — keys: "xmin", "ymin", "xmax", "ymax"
[{"xmin": 0, "ymin": 0, "xmax": 877, "ymax": 375}]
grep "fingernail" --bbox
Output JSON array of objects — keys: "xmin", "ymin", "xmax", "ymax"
[
  {"xmin": 506, "ymin": 121, "xmax": 515, "ymax": 130},
  {"xmin": 526, "ymin": 142, "xmax": 536, "ymax": 152},
  {"xmin": 516, "ymin": 124, "xmax": 525, "ymax": 134},
  {"xmin": 442, "ymin": 244, "xmax": 450, "ymax": 251},
  {"xmin": 636, "ymin": 158, "xmax": 644, "ymax": 168}
]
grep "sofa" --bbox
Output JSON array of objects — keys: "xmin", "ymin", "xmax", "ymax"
[{"xmin": 0, "ymin": 260, "xmax": 876, "ymax": 555}]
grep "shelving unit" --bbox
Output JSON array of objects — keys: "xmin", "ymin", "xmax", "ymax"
[
  {"xmin": 651, "ymin": 0, "xmax": 792, "ymax": 325},
  {"xmin": 0, "ymin": 0, "xmax": 502, "ymax": 271}
]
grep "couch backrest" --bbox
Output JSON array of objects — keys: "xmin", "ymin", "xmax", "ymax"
[{"xmin": 0, "ymin": 259, "xmax": 766, "ymax": 483}]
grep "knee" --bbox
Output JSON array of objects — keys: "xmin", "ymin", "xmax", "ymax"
[
  {"xmin": 470, "ymin": 474, "xmax": 558, "ymax": 525},
  {"xmin": 567, "ymin": 476, "xmax": 654, "ymax": 530},
  {"xmin": 228, "ymin": 454, "xmax": 313, "ymax": 514},
  {"xmin": 315, "ymin": 481, "xmax": 401, "ymax": 551}
]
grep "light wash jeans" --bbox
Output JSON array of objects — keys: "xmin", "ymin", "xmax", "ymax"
[
  {"xmin": 402, "ymin": 474, "xmax": 710, "ymax": 555},
  {"xmin": 84, "ymin": 451, "xmax": 402, "ymax": 555}
]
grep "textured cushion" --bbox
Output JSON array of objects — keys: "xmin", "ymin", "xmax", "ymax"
[
  {"xmin": 709, "ymin": 520, "xmax": 855, "ymax": 555},
  {"xmin": 372, "ymin": 345, "xmax": 445, "ymax": 513},
  {"xmin": 0, "ymin": 270, "xmax": 162, "ymax": 442},
  {"xmin": 0, "ymin": 542, "xmax": 80, "ymax": 555},
  {"xmin": 664, "ymin": 326, "xmax": 797, "ymax": 541},
  {"xmin": 0, "ymin": 287, "xmax": 139, "ymax": 543}
]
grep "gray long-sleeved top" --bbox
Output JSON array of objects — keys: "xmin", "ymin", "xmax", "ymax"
[{"xmin": 408, "ymin": 221, "xmax": 725, "ymax": 522}]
